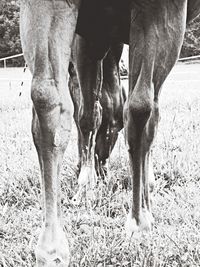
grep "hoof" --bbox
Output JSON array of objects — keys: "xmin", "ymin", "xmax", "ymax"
[
  {"xmin": 72, "ymin": 165, "xmax": 97, "ymax": 205},
  {"xmin": 125, "ymin": 212, "xmax": 140, "ymax": 238},
  {"xmin": 78, "ymin": 165, "xmax": 97, "ymax": 189},
  {"xmin": 36, "ymin": 223, "xmax": 70, "ymax": 267},
  {"xmin": 125, "ymin": 209, "xmax": 154, "ymax": 238}
]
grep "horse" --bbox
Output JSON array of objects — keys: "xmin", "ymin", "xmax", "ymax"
[{"xmin": 20, "ymin": 0, "xmax": 200, "ymax": 265}]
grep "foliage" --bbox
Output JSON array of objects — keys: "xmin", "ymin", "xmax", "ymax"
[
  {"xmin": 181, "ymin": 15, "xmax": 200, "ymax": 58},
  {"xmin": 0, "ymin": 0, "xmax": 23, "ymax": 67}
]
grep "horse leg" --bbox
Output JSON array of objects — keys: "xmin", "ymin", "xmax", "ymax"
[
  {"xmin": 71, "ymin": 35, "xmax": 103, "ymax": 203},
  {"xmin": 124, "ymin": 1, "xmax": 187, "ymax": 236},
  {"xmin": 20, "ymin": 1, "xmax": 78, "ymax": 265},
  {"xmin": 95, "ymin": 43, "xmax": 126, "ymax": 177}
]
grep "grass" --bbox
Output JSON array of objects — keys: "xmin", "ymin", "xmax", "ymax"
[{"xmin": 0, "ymin": 65, "xmax": 200, "ymax": 266}]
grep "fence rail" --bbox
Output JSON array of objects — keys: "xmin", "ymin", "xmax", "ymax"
[
  {"xmin": 0, "ymin": 53, "xmax": 23, "ymax": 68},
  {"xmin": 178, "ymin": 55, "xmax": 200, "ymax": 61}
]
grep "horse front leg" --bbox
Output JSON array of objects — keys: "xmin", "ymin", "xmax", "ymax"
[
  {"xmin": 20, "ymin": 0, "xmax": 78, "ymax": 265},
  {"xmin": 124, "ymin": 1, "xmax": 187, "ymax": 236}
]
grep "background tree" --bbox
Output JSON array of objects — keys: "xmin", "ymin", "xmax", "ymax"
[
  {"xmin": 0, "ymin": 0, "xmax": 23, "ymax": 66},
  {"xmin": 181, "ymin": 15, "xmax": 200, "ymax": 58}
]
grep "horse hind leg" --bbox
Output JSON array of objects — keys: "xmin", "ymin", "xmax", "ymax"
[
  {"xmin": 68, "ymin": 50, "xmax": 103, "ymax": 204},
  {"xmin": 95, "ymin": 43, "xmax": 125, "ymax": 180},
  {"xmin": 70, "ymin": 39, "xmax": 103, "ymax": 204},
  {"xmin": 72, "ymin": 98, "xmax": 102, "ymax": 204},
  {"xmin": 95, "ymin": 104, "xmax": 124, "ymax": 181}
]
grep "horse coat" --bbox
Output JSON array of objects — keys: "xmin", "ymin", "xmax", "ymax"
[{"xmin": 76, "ymin": 0, "xmax": 130, "ymax": 58}]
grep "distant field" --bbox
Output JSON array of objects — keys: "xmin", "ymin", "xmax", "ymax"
[{"xmin": 0, "ymin": 64, "xmax": 200, "ymax": 266}]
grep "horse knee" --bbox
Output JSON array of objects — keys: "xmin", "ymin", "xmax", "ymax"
[
  {"xmin": 31, "ymin": 78, "xmax": 60, "ymax": 113},
  {"xmin": 132, "ymin": 94, "xmax": 152, "ymax": 119},
  {"xmin": 31, "ymin": 77, "xmax": 73, "ymax": 148},
  {"xmin": 127, "ymin": 93, "xmax": 153, "ymax": 136}
]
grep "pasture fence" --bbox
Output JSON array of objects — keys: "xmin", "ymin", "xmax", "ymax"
[
  {"xmin": 0, "ymin": 54, "xmax": 29, "ymax": 94},
  {"xmin": 0, "ymin": 53, "xmax": 24, "ymax": 68},
  {"xmin": 178, "ymin": 54, "xmax": 200, "ymax": 62}
]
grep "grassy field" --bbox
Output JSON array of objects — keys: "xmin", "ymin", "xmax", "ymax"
[{"xmin": 0, "ymin": 64, "xmax": 200, "ymax": 266}]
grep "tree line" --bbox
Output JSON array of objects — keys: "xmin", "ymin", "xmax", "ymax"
[
  {"xmin": 0, "ymin": 0, "xmax": 23, "ymax": 66},
  {"xmin": 0, "ymin": 0, "xmax": 200, "ymax": 67}
]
